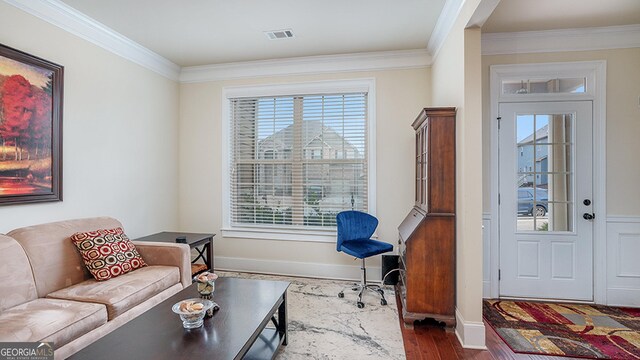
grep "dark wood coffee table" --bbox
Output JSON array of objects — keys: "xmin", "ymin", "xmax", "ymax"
[{"xmin": 69, "ymin": 277, "xmax": 289, "ymax": 360}]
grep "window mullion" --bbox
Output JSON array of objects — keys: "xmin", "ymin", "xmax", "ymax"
[
  {"xmin": 252, "ymin": 100, "xmax": 259, "ymax": 225},
  {"xmin": 292, "ymin": 97, "xmax": 304, "ymax": 225}
]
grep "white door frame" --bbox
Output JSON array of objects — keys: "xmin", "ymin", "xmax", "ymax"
[{"xmin": 488, "ymin": 61, "xmax": 607, "ymax": 303}]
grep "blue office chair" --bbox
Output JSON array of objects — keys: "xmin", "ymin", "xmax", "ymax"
[{"xmin": 336, "ymin": 210, "xmax": 393, "ymax": 308}]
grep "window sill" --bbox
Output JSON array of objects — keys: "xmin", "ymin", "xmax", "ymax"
[
  {"xmin": 221, "ymin": 227, "xmax": 337, "ymax": 243},
  {"xmin": 221, "ymin": 227, "xmax": 380, "ymax": 243}
]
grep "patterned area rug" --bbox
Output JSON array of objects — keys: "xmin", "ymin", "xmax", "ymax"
[
  {"xmin": 218, "ymin": 272, "xmax": 406, "ymax": 359},
  {"xmin": 484, "ymin": 299, "xmax": 640, "ymax": 359}
]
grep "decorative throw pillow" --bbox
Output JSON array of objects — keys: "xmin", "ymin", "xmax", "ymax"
[{"xmin": 70, "ymin": 227, "xmax": 147, "ymax": 281}]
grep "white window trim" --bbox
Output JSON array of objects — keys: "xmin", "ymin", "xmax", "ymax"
[{"xmin": 221, "ymin": 78, "xmax": 377, "ymax": 242}]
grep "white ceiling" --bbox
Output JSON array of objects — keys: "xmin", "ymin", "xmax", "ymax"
[
  {"xmin": 483, "ymin": 0, "xmax": 640, "ymax": 33},
  {"xmin": 59, "ymin": 0, "xmax": 445, "ymax": 67}
]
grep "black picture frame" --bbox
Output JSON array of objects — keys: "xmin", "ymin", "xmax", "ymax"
[{"xmin": 0, "ymin": 43, "xmax": 63, "ymax": 205}]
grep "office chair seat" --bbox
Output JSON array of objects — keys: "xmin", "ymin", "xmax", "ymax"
[{"xmin": 339, "ymin": 239, "xmax": 393, "ymax": 259}]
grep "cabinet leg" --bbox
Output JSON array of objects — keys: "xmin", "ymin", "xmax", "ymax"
[
  {"xmin": 442, "ymin": 318, "xmax": 456, "ymax": 331},
  {"xmin": 403, "ymin": 321, "xmax": 414, "ymax": 330}
]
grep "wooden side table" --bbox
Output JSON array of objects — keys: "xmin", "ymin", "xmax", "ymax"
[{"xmin": 134, "ymin": 232, "xmax": 215, "ymax": 274}]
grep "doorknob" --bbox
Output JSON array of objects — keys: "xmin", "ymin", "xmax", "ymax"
[
  {"xmin": 583, "ymin": 199, "xmax": 591, "ymax": 206},
  {"xmin": 583, "ymin": 213, "xmax": 595, "ymax": 220}
]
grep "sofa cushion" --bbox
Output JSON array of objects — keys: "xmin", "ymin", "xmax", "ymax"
[
  {"xmin": 8, "ymin": 217, "xmax": 124, "ymax": 298},
  {"xmin": 70, "ymin": 227, "xmax": 147, "ymax": 281},
  {"xmin": 0, "ymin": 235, "xmax": 38, "ymax": 311},
  {"xmin": 0, "ymin": 298, "xmax": 107, "ymax": 348},
  {"xmin": 47, "ymin": 265, "xmax": 180, "ymax": 320}
]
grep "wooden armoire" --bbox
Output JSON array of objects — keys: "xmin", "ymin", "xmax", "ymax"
[{"xmin": 397, "ymin": 107, "xmax": 456, "ymax": 328}]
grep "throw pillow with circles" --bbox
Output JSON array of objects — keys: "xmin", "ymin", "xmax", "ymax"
[{"xmin": 71, "ymin": 227, "xmax": 147, "ymax": 281}]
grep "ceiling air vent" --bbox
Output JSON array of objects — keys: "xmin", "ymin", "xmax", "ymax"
[{"xmin": 264, "ymin": 29, "xmax": 294, "ymax": 40}]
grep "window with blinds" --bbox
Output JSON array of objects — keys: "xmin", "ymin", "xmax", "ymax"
[{"xmin": 229, "ymin": 93, "xmax": 368, "ymax": 230}]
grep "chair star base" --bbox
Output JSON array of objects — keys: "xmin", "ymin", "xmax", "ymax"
[
  {"xmin": 337, "ymin": 258, "xmax": 388, "ymax": 308},
  {"xmin": 338, "ymin": 283, "xmax": 388, "ymax": 308}
]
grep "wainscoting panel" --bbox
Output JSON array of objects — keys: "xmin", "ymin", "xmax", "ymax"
[{"xmin": 606, "ymin": 217, "xmax": 640, "ymax": 307}]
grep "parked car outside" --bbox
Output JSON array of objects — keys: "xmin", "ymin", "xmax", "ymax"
[{"xmin": 518, "ymin": 187, "xmax": 548, "ymax": 216}]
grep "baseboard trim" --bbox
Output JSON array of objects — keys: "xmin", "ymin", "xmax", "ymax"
[
  {"xmin": 214, "ymin": 256, "xmax": 382, "ymax": 282},
  {"xmin": 455, "ymin": 308, "xmax": 487, "ymax": 349}
]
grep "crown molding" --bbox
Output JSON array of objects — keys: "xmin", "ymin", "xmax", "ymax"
[
  {"xmin": 427, "ymin": 0, "xmax": 465, "ymax": 60},
  {"xmin": 482, "ymin": 24, "xmax": 640, "ymax": 56},
  {"xmin": 179, "ymin": 49, "xmax": 431, "ymax": 83},
  {"xmin": 4, "ymin": 0, "xmax": 180, "ymax": 80},
  {"xmin": 466, "ymin": 0, "xmax": 500, "ymax": 29}
]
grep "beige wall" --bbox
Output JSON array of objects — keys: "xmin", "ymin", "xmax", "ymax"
[
  {"xmin": 0, "ymin": 3, "xmax": 180, "ymax": 236},
  {"xmin": 482, "ymin": 48, "xmax": 640, "ymax": 216},
  {"xmin": 431, "ymin": 0, "xmax": 485, "ymax": 343},
  {"xmin": 178, "ymin": 68, "xmax": 430, "ymax": 274}
]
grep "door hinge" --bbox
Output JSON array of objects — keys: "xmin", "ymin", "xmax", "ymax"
[
  {"xmin": 498, "ymin": 193, "xmax": 501, "ymax": 205},
  {"xmin": 497, "ymin": 116, "xmax": 501, "ymax": 130},
  {"xmin": 498, "ymin": 269, "xmax": 501, "ymax": 281}
]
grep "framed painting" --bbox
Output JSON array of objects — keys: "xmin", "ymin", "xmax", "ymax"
[{"xmin": 0, "ymin": 44, "xmax": 63, "ymax": 205}]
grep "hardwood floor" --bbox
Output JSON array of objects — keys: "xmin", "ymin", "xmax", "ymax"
[{"xmin": 395, "ymin": 293, "xmax": 582, "ymax": 360}]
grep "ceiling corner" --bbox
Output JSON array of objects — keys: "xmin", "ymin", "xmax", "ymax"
[
  {"xmin": 427, "ymin": 0, "xmax": 466, "ymax": 59},
  {"xmin": 4, "ymin": 0, "xmax": 180, "ymax": 80}
]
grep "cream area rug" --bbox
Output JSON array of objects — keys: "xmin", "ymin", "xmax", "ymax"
[{"xmin": 218, "ymin": 272, "xmax": 406, "ymax": 360}]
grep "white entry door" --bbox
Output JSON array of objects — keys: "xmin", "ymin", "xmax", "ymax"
[{"xmin": 499, "ymin": 101, "xmax": 593, "ymax": 301}]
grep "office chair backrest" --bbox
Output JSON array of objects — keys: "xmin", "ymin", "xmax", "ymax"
[{"xmin": 336, "ymin": 211, "xmax": 379, "ymax": 251}]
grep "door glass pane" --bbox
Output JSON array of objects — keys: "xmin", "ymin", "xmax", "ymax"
[
  {"xmin": 516, "ymin": 115, "xmax": 535, "ymax": 143},
  {"xmin": 415, "ymin": 135, "xmax": 420, "ymax": 203},
  {"xmin": 422, "ymin": 126, "xmax": 428, "ymax": 207},
  {"xmin": 516, "ymin": 113, "xmax": 575, "ymax": 232}
]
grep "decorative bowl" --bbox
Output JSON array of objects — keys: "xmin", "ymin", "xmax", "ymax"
[
  {"xmin": 171, "ymin": 298, "xmax": 214, "ymax": 329},
  {"xmin": 193, "ymin": 272, "xmax": 218, "ymax": 296}
]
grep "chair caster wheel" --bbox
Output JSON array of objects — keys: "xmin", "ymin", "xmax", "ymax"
[
  {"xmin": 338, "ymin": 292, "xmax": 344, "ymax": 298},
  {"xmin": 381, "ymin": 299, "xmax": 388, "ymax": 306},
  {"xmin": 357, "ymin": 301, "xmax": 365, "ymax": 309}
]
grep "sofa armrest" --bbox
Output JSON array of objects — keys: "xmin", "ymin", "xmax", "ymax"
[{"xmin": 132, "ymin": 241, "xmax": 191, "ymax": 288}]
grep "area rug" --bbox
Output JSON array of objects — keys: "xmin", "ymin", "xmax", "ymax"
[
  {"xmin": 484, "ymin": 299, "xmax": 640, "ymax": 359},
  {"xmin": 218, "ymin": 271, "xmax": 406, "ymax": 359}
]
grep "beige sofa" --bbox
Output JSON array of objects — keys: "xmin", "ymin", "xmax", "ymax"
[{"xmin": 0, "ymin": 217, "xmax": 191, "ymax": 359}]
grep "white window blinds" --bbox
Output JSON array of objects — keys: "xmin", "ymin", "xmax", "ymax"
[{"xmin": 229, "ymin": 93, "xmax": 368, "ymax": 229}]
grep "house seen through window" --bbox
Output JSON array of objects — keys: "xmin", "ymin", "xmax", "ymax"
[{"xmin": 229, "ymin": 93, "xmax": 368, "ymax": 229}]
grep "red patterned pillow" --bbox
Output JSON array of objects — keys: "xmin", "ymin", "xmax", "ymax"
[{"xmin": 70, "ymin": 227, "xmax": 147, "ymax": 281}]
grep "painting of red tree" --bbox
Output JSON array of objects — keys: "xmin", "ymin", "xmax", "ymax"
[{"xmin": 0, "ymin": 43, "xmax": 63, "ymax": 205}]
